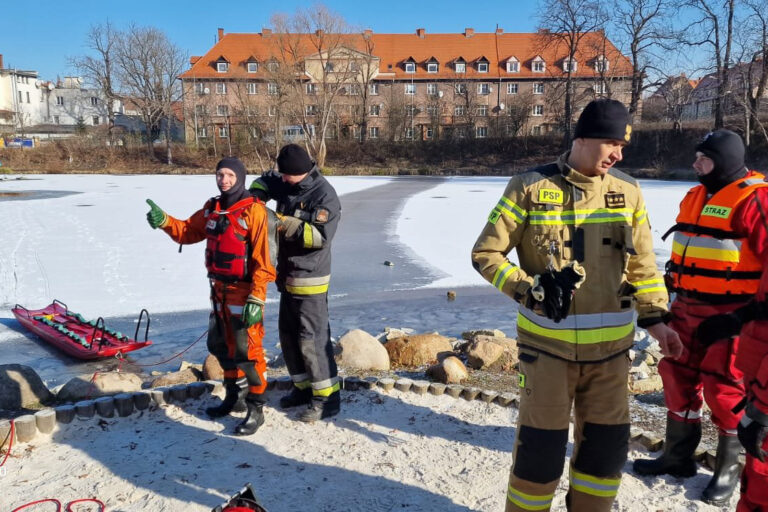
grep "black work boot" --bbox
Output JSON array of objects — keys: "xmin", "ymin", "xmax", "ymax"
[
  {"xmin": 701, "ymin": 435, "xmax": 742, "ymax": 505},
  {"xmin": 206, "ymin": 379, "xmax": 247, "ymax": 418},
  {"xmin": 299, "ymin": 390, "xmax": 340, "ymax": 423},
  {"xmin": 234, "ymin": 396, "xmax": 265, "ymax": 436},
  {"xmin": 279, "ymin": 386, "xmax": 313, "ymax": 409},
  {"xmin": 633, "ymin": 416, "xmax": 702, "ymax": 478}
]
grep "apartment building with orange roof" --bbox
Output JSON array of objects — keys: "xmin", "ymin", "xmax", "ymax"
[{"xmin": 180, "ymin": 27, "xmax": 634, "ymax": 146}]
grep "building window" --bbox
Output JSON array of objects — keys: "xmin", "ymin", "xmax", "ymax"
[
  {"xmin": 563, "ymin": 59, "xmax": 577, "ymax": 72},
  {"xmin": 90, "ymin": 97, "xmax": 98, "ymax": 106},
  {"xmin": 369, "ymin": 126, "xmax": 379, "ymax": 139},
  {"xmin": 455, "ymin": 62, "xmax": 466, "ymax": 73},
  {"xmin": 427, "ymin": 62, "xmax": 438, "ymax": 73},
  {"xmin": 532, "ymin": 125, "xmax": 543, "ymax": 135},
  {"xmin": 477, "ymin": 83, "xmax": 490, "ymax": 95},
  {"xmin": 454, "ymin": 105, "xmax": 466, "ymax": 116},
  {"xmin": 54, "ymin": 115, "xmax": 60, "ymax": 124},
  {"xmin": 349, "ymin": 61, "xmax": 358, "ymax": 72},
  {"xmin": 325, "ymin": 62, "xmax": 334, "ymax": 73},
  {"xmin": 216, "ymin": 83, "xmax": 226, "ymax": 95},
  {"xmin": 426, "ymin": 83, "xmax": 438, "ymax": 96},
  {"xmin": 26, "ymin": 91, "xmax": 30, "ymax": 103},
  {"xmin": 369, "ymin": 104, "xmax": 380, "ymax": 116},
  {"xmin": 56, "ymin": 96, "xmax": 64, "ymax": 106},
  {"xmin": 456, "ymin": 127, "xmax": 466, "ymax": 138},
  {"xmin": 18, "ymin": 91, "xmax": 22, "ymax": 103},
  {"xmin": 405, "ymin": 127, "xmax": 414, "ymax": 139},
  {"xmin": 533, "ymin": 104, "xmax": 544, "ymax": 116},
  {"xmin": 217, "ymin": 62, "xmax": 229, "ymax": 73},
  {"xmin": 247, "ymin": 62, "xmax": 258, "ymax": 73},
  {"xmin": 425, "ymin": 126, "xmax": 434, "ymax": 139},
  {"xmin": 348, "ymin": 85, "xmax": 360, "ymax": 96},
  {"xmin": 477, "ymin": 62, "xmax": 489, "ymax": 73},
  {"xmin": 369, "ymin": 83, "xmax": 379, "ymax": 95},
  {"xmin": 195, "ymin": 82, "xmax": 205, "ymax": 94},
  {"xmin": 306, "ymin": 104, "xmax": 317, "ymax": 116},
  {"xmin": 268, "ymin": 105, "xmax": 277, "ymax": 116},
  {"xmin": 507, "ymin": 83, "xmax": 518, "ymax": 94},
  {"xmin": 476, "ymin": 105, "xmax": 488, "ymax": 117},
  {"xmin": 267, "ymin": 61, "xmax": 279, "ymax": 72},
  {"xmin": 405, "ymin": 62, "xmax": 416, "ymax": 73},
  {"xmin": 195, "ymin": 104, "xmax": 208, "ymax": 115},
  {"xmin": 405, "ymin": 105, "xmax": 418, "ymax": 116},
  {"xmin": 247, "ymin": 82, "xmax": 258, "ymax": 95},
  {"xmin": 405, "ymin": 83, "xmax": 416, "ymax": 95},
  {"xmin": 426, "ymin": 105, "xmax": 438, "ymax": 116},
  {"xmin": 533, "ymin": 83, "xmax": 544, "ymax": 95},
  {"xmin": 217, "ymin": 105, "xmax": 229, "ymax": 116},
  {"xmin": 595, "ymin": 57, "xmax": 609, "ymax": 73},
  {"xmin": 593, "ymin": 83, "xmax": 607, "ymax": 94},
  {"xmin": 197, "ymin": 126, "xmax": 207, "ymax": 138},
  {"xmin": 506, "ymin": 60, "xmax": 519, "ymax": 73},
  {"xmin": 532, "ymin": 59, "xmax": 546, "ymax": 72},
  {"xmin": 455, "ymin": 83, "xmax": 467, "ymax": 94},
  {"xmin": 219, "ymin": 126, "xmax": 229, "ymax": 137},
  {"xmin": 306, "ymin": 83, "xmax": 317, "ymax": 95},
  {"xmin": 476, "ymin": 126, "xmax": 488, "ymax": 138},
  {"xmin": 268, "ymin": 82, "xmax": 278, "ymax": 95},
  {"xmin": 92, "ymin": 116, "xmax": 100, "ymax": 125}
]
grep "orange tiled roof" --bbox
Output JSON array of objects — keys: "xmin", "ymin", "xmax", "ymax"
[{"xmin": 180, "ymin": 29, "xmax": 632, "ymax": 80}]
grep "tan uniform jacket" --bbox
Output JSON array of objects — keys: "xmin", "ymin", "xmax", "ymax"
[{"xmin": 472, "ymin": 154, "xmax": 668, "ymax": 362}]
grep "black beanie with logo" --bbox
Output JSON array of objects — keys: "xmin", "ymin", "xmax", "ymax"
[
  {"xmin": 216, "ymin": 156, "xmax": 249, "ymax": 208},
  {"xmin": 574, "ymin": 99, "xmax": 632, "ymax": 143},
  {"xmin": 276, "ymin": 144, "xmax": 315, "ymax": 175},
  {"xmin": 695, "ymin": 130, "xmax": 747, "ymax": 193}
]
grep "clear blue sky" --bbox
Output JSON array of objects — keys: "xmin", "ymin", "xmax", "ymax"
[{"xmin": 3, "ymin": 0, "xmax": 541, "ymax": 81}]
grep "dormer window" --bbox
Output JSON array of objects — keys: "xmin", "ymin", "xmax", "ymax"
[
  {"xmin": 267, "ymin": 61, "xmax": 279, "ymax": 72},
  {"xmin": 427, "ymin": 62, "xmax": 438, "ymax": 73},
  {"xmin": 405, "ymin": 62, "xmax": 416, "ymax": 73},
  {"xmin": 532, "ymin": 57, "xmax": 546, "ymax": 73},
  {"xmin": 455, "ymin": 58, "xmax": 466, "ymax": 73},
  {"xmin": 325, "ymin": 62, "xmax": 335, "ymax": 73},
  {"xmin": 217, "ymin": 62, "xmax": 229, "ymax": 73},
  {"xmin": 506, "ymin": 58, "xmax": 520, "ymax": 73},
  {"xmin": 477, "ymin": 62, "xmax": 489, "ymax": 73},
  {"xmin": 594, "ymin": 56, "xmax": 609, "ymax": 73},
  {"xmin": 247, "ymin": 62, "xmax": 258, "ymax": 73},
  {"xmin": 563, "ymin": 58, "xmax": 577, "ymax": 73}
]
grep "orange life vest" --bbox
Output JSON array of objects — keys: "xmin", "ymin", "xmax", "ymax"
[
  {"xmin": 664, "ymin": 172, "xmax": 768, "ymax": 303},
  {"xmin": 205, "ymin": 197, "xmax": 255, "ymax": 282}
]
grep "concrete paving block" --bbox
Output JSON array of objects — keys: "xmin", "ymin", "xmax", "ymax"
[
  {"xmin": 480, "ymin": 390, "xmax": 499, "ymax": 404},
  {"xmin": 14, "ymin": 415, "xmax": 37, "ymax": 443},
  {"xmin": 639, "ymin": 433, "xmax": 664, "ymax": 452},
  {"xmin": 428, "ymin": 383, "xmax": 447, "ymax": 396},
  {"xmin": 95, "ymin": 396, "xmax": 115, "ymax": 418},
  {"xmin": 150, "ymin": 389, "xmax": 168, "ymax": 406},
  {"xmin": 133, "ymin": 391, "xmax": 151, "ymax": 410},
  {"xmin": 377, "ymin": 378, "xmax": 395, "ymax": 392},
  {"xmin": 629, "ymin": 427, "xmax": 644, "ymax": 442},
  {"xmin": 114, "ymin": 393, "xmax": 134, "ymax": 417},
  {"xmin": 411, "ymin": 380, "xmax": 429, "ymax": 395},
  {"xmin": 394, "ymin": 378, "xmax": 413, "ymax": 392},
  {"xmin": 276, "ymin": 376, "xmax": 293, "ymax": 391},
  {"xmin": 188, "ymin": 382, "xmax": 207, "ymax": 399},
  {"xmin": 445, "ymin": 385, "xmax": 464, "ymax": 399},
  {"xmin": 0, "ymin": 420, "xmax": 14, "ymax": 450},
  {"xmin": 362, "ymin": 377, "xmax": 379, "ymax": 390},
  {"xmin": 343, "ymin": 377, "xmax": 363, "ymax": 391},
  {"xmin": 169, "ymin": 385, "xmax": 188, "ymax": 403},
  {"xmin": 55, "ymin": 405, "xmax": 76, "ymax": 424},
  {"xmin": 35, "ymin": 409, "xmax": 56, "ymax": 434},
  {"xmin": 461, "ymin": 387, "xmax": 481, "ymax": 401},
  {"xmin": 75, "ymin": 400, "xmax": 96, "ymax": 420},
  {"xmin": 497, "ymin": 393, "xmax": 516, "ymax": 407}
]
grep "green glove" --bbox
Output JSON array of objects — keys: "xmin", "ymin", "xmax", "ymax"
[
  {"xmin": 242, "ymin": 295, "xmax": 264, "ymax": 327},
  {"xmin": 146, "ymin": 198, "xmax": 167, "ymax": 229}
]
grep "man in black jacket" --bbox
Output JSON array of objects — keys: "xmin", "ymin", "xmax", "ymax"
[{"xmin": 250, "ymin": 144, "xmax": 341, "ymax": 422}]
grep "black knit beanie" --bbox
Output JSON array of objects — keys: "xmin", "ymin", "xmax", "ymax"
[
  {"xmin": 574, "ymin": 99, "xmax": 632, "ymax": 143},
  {"xmin": 695, "ymin": 129, "xmax": 747, "ymax": 193},
  {"xmin": 276, "ymin": 144, "xmax": 314, "ymax": 175},
  {"xmin": 215, "ymin": 156, "xmax": 249, "ymax": 208}
]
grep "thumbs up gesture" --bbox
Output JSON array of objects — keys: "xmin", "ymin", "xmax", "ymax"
[{"xmin": 146, "ymin": 199, "xmax": 167, "ymax": 229}]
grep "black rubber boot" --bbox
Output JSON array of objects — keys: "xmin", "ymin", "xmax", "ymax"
[
  {"xmin": 701, "ymin": 435, "xmax": 742, "ymax": 505},
  {"xmin": 299, "ymin": 390, "xmax": 340, "ymax": 423},
  {"xmin": 633, "ymin": 416, "xmax": 702, "ymax": 478},
  {"xmin": 206, "ymin": 379, "xmax": 247, "ymax": 418},
  {"xmin": 234, "ymin": 396, "xmax": 265, "ymax": 436},
  {"xmin": 279, "ymin": 386, "xmax": 313, "ymax": 409}
]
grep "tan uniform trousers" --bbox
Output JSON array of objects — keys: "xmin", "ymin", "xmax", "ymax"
[{"xmin": 506, "ymin": 348, "xmax": 630, "ymax": 512}]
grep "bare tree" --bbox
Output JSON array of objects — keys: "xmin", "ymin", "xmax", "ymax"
[
  {"xmin": 70, "ymin": 22, "xmax": 120, "ymax": 142},
  {"xmin": 505, "ymin": 90, "xmax": 536, "ymax": 136},
  {"xmin": 537, "ymin": 0, "xmax": 608, "ymax": 145},
  {"xmin": 741, "ymin": 0, "xmax": 768, "ymax": 144}
]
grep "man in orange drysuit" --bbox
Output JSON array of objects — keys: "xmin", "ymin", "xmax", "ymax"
[{"xmin": 145, "ymin": 157, "xmax": 276, "ymax": 435}]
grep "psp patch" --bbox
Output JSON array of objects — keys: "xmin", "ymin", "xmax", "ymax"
[
  {"xmin": 537, "ymin": 189, "xmax": 564, "ymax": 205},
  {"xmin": 605, "ymin": 192, "xmax": 626, "ymax": 209}
]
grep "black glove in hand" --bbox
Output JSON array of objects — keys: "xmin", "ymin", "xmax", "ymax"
[
  {"xmin": 530, "ymin": 263, "xmax": 585, "ymax": 323},
  {"xmin": 738, "ymin": 401, "xmax": 768, "ymax": 462}
]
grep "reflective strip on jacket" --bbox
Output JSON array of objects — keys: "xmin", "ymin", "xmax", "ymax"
[
  {"xmin": 666, "ymin": 172, "xmax": 768, "ymax": 302},
  {"xmin": 471, "ymin": 153, "xmax": 668, "ymax": 362}
]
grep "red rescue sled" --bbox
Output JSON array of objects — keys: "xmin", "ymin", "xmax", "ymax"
[{"xmin": 12, "ymin": 299, "xmax": 152, "ymax": 360}]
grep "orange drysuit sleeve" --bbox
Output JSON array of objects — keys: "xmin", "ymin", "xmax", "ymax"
[{"xmin": 243, "ymin": 202, "xmax": 276, "ymax": 301}]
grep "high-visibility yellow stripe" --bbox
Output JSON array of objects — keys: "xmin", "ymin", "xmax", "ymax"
[
  {"xmin": 635, "ymin": 286, "xmax": 666, "ymax": 295},
  {"xmin": 497, "ymin": 197, "xmax": 527, "ymax": 223},
  {"xmin": 312, "ymin": 381, "xmax": 340, "ymax": 397},
  {"xmin": 303, "ymin": 223, "xmax": 313, "ymax": 248},
  {"xmin": 517, "ymin": 314, "xmax": 634, "ymax": 344},
  {"xmin": 634, "ymin": 207, "xmax": 648, "ymax": 226},
  {"xmin": 507, "ymin": 486, "xmax": 554, "ymax": 510},
  {"xmin": 492, "ymin": 261, "xmax": 517, "ymax": 290},
  {"xmin": 293, "ymin": 380, "xmax": 311, "ymax": 390},
  {"xmin": 528, "ymin": 208, "xmax": 633, "ymax": 225},
  {"xmin": 671, "ymin": 240, "xmax": 740, "ymax": 263},
  {"xmin": 632, "ymin": 278, "xmax": 666, "ymax": 295},
  {"xmin": 570, "ymin": 469, "xmax": 621, "ymax": 498},
  {"xmin": 285, "ymin": 283, "xmax": 329, "ymax": 295}
]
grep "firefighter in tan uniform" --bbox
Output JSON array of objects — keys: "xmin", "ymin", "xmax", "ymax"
[{"xmin": 472, "ymin": 99, "xmax": 683, "ymax": 512}]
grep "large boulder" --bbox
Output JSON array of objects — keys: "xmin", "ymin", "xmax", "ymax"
[
  {"xmin": 385, "ymin": 333, "xmax": 454, "ymax": 367},
  {"xmin": 426, "ymin": 356, "xmax": 469, "ymax": 384},
  {"xmin": 337, "ymin": 329, "xmax": 390, "ymax": 371},
  {"xmin": 462, "ymin": 329, "xmax": 506, "ymax": 341},
  {"xmin": 57, "ymin": 372, "xmax": 143, "ymax": 402},
  {"xmin": 202, "ymin": 354, "xmax": 224, "ymax": 381},
  {"xmin": 0, "ymin": 364, "xmax": 54, "ymax": 410},
  {"xmin": 150, "ymin": 368, "xmax": 202, "ymax": 388},
  {"xmin": 465, "ymin": 335, "xmax": 518, "ymax": 370}
]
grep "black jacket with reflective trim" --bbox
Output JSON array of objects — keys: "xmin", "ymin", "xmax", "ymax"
[{"xmin": 250, "ymin": 168, "xmax": 340, "ymax": 290}]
